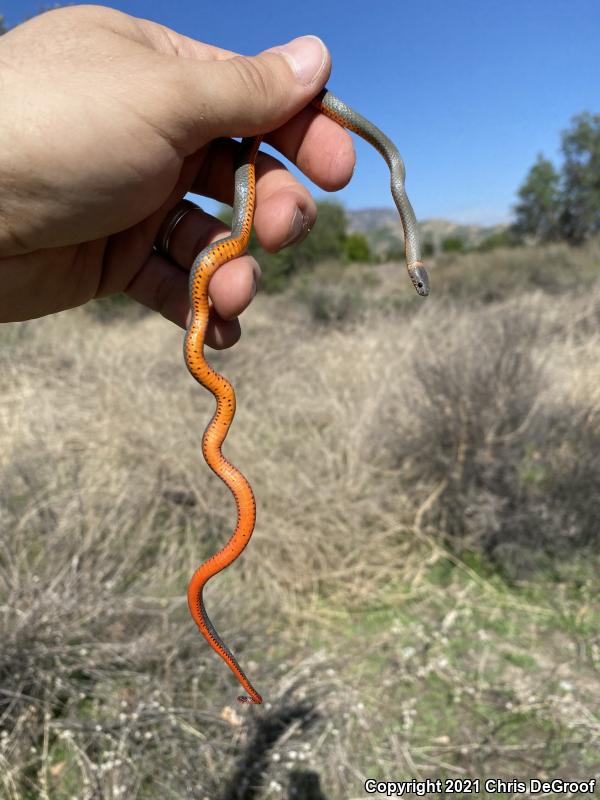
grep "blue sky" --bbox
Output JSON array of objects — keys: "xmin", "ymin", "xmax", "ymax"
[{"xmin": 2, "ymin": 0, "xmax": 600, "ymax": 225}]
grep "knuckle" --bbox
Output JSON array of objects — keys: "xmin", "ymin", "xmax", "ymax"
[{"xmin": 229, "ymin": 56, "xmax": 280, "ymax": 115}]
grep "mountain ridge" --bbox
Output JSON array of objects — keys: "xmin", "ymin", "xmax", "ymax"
[{"xmin": 346, "ymin": 207, "xmax": 508, "ymax": 252}]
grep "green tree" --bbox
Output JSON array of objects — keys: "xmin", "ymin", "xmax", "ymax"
[
  {"xmin": 559, "ymin": 112, "xmax": 600, "ymax": 243},
  {"xmin": 295, "ymin": 200, "xmax": 346, "ymax": 265},
  {"xmin": 441, "ymin": 235, "xmax": 465, "ymax": 253},
  {"xmin": 422, "ymin": 236, "xmax": 435, "ymax": 258},
  {"xmin": 344, "ymin": 232, "xmax": 371, "ymax": 262},
  {"xmin": 0, "ymin": 14, "xmax": 7, "ymax": 35},
  {"xmin": 248, "ymin": 200, "xmax": 347, "ymax": 292},
  {"xmin": 512, "ymin": 155, "xmax": 561, "ymax": 242},
  {"xmin": 476, "ymin": 229, "xmax": 516, "ymax": 252}
]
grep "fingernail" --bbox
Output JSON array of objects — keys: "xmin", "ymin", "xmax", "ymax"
[
  {"xmin": 267, "ymin": 35, "xmax": 327, "ymax": 86},
  {"xmin": 282, "ymin": 207, "xmax": 310, "ymax": 248}
]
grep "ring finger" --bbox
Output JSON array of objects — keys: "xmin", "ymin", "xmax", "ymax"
[{"xmin": 130, "ymin": 201, "xmax": 259, "ymax": 349}]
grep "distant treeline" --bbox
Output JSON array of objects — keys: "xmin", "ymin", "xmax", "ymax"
[
  {"xmin": 248, "ymin": 108, "xmax": 600, "ymax": 290},
  {"xmin": 241, "ymin": 204, "xmax": 518, "ymax": 293},
  {"xmin": 228, "ymin": 201, "xmax": 376, "ymax": 294}
]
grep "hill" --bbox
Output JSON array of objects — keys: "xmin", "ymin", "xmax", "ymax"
[{"xmin": 346, "ymin": 207, "xmax": 508, "ymax": 255}]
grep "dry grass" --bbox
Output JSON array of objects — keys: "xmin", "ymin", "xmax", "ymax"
[
  {"xmin": 1, "ymin": 243, "xmax": 600, "ymax": 799},
  {"xmin": 433, "ymin": 237, "xmax": 600, "ymax": 302}
]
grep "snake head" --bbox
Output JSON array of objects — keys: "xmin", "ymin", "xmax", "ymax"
[{"xmin": 407, "ymin": 261, "xmax": 430, "ymax": 297}]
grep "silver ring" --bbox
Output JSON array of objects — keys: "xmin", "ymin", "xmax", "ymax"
[{"xmin": 155, "ymin": 199, "xmax": 202, "ymax": 257}]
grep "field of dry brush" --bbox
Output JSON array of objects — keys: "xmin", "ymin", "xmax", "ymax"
[{"xmin": 1, "ymin": 242, "xmax": 599, "ymax": 799}]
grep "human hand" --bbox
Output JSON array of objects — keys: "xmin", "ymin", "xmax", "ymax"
[{"xmin": 0, "ymin": 5, "xmax": 355, "ymax": 347}]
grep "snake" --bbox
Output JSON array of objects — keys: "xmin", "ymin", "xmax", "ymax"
[{"xmin": 184, "ymin": 89, "xmax": 430, "ymax": 706}]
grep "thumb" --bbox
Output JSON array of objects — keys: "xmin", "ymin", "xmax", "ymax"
[{"xmin": 179, "ymin": 35, "xmax": 330, "ymax": 141}]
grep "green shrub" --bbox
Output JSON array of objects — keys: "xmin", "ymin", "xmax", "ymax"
[
  {"xmin": 344, "ymin": 233, "xmax": 371, "ymax": 262},
  {"xmin": 441, "ymin": 235, "xmax": 466, "ymax": 253}
]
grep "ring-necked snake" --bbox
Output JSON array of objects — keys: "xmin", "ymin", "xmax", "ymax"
[{"xmin": 184, "ymin": 89, "xmax": 429, "ymax": 706}]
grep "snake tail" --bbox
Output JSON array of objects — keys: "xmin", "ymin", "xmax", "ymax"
[
  {"xmin": 312, "ymin": 90, "xmax": 430, "ymax": 297},
  {"xmin": 184, "ymin": 136, "xmax": 263, "ymax": 705}
]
